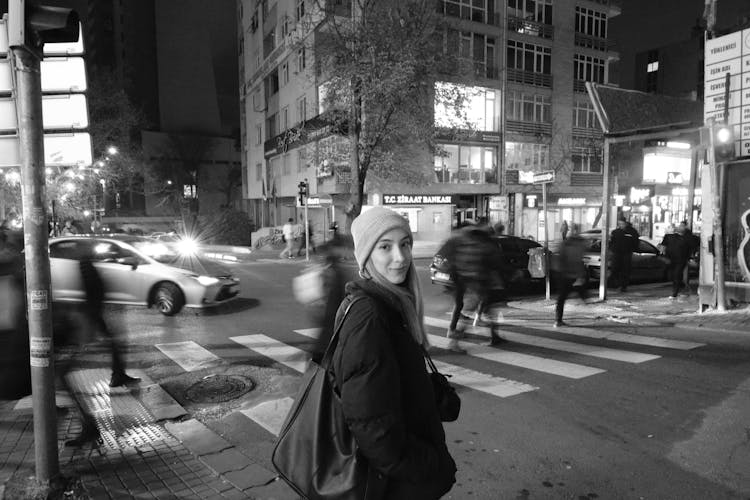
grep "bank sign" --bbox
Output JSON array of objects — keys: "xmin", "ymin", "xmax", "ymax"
[
  {"xmin": 383, "ymin": 194, "xmax": 452, "ymax": 205},
  {"xmin": 703, "ymin": 28, "xmax": 750, "ymax": 157}
]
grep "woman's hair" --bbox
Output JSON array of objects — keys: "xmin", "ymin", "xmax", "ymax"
[{"xmin": 363, "ymin": 254, "xmax": 428, "ymax": 347}]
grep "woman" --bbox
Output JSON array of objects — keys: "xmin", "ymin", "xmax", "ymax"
[{"xmin": 332, "ymin": 207, "xmax": 457, "ymax": 498}]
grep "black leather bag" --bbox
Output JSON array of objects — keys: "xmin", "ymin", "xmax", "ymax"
[
  {"xmin": 272, "ymin": 296, "xmax": 379, "ymax": 499},
  {"xmin": 424, "ymin": 349, "xmax": 461, "ymax": 422}
]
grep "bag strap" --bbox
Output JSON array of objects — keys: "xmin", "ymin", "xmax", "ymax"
[
  {"xmin": 320, "ymin": 293, "xmax": 366, "ymax": 370},
  {"xmin": 422, "ymin": 346, "xmax": 442, "ymax": 376}
]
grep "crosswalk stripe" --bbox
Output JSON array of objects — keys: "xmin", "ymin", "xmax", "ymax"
[
  {"xmin": 517, "ymin": 321, "xmax": 705, "ymax": 350},
  {"xmin": 296, "ymin": 328, "xmax": 536, "ymax": 397},
  {"xmin": 427, "ymin": 335, "xmax": 604, "ymax": 379},
  {"xmin": 492, "ymin": 328, "xmax": 660, "ymax": 363},
  {"xmin": 240, "ymin": 397, "xmax": 294, "ymax": 437},
  {"xmin": 230, "ymin": 334, "xmax": 310, "ymax": 373},
  {"xmin": 154, "ymin": 341, "xmax": 221, "ymax": 372}
]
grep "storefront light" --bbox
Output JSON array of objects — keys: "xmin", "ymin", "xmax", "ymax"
[
  {"xmin": 666, "ymin": 141, "xmax": 691, "ymax": 150},
  {"xmin": 671, "ymin": 187, "xmax": 689, "ymax": 196}
]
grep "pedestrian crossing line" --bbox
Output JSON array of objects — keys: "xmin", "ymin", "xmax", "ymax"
[
  {"xmin": 492, "ymin": 328, "xmax": 660, "ymax": 363},
  {"xmin": 260, "ymin": 331, "xmax": 536, "ymax": 398},
  {"xmin": 154, "ymin": 341, "xmax": 222, "ymax": 372},
  {"xmin": 514, "ymin": 321, "xmax": 705, "ymax": 350},
  {"xmin": 426, "ymin": 334, "xmax": 604, "ymax": 379},
  {"xmin": 240, "ymin": 397, "xmax": 294, "ymax": 437},
  {"xmin": 424, "ymin": 316, "xmax": 488, "ymax": 336},
  {"xmin": 230, "ymin": 334, "xmax": 310, "ymax": 373},
  {"xmin": 431, "ymin": 359, "xmax": 538, "ymax": 398}
]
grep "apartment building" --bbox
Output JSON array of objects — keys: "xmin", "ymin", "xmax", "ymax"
[{"xmin": 239, "ymin": 0, "xmax": 620, "ymax": 241}]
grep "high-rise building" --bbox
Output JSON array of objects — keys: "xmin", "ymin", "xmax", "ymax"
[{"xmin": 239, "ymin": 0, "xmax": 620, "ymax": 240}]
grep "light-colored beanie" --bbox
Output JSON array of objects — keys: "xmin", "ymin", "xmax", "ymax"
[{"xmin": 351, "ymin": 207, "xmax": 412, "ymax": 271}]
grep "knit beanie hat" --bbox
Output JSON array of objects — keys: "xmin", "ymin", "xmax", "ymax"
[{"xmin": 351, "ymin": 207, "xmax": 412, "ymax": 271}]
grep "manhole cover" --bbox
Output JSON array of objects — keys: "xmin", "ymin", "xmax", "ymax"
[{"xmin": 184, "ymin": 374, "xmax": 255, "ymax": 404}]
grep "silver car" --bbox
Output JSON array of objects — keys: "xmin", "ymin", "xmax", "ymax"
[{"xmin": 49, "ymin": 235, "xmax": 240, "ymax": 315}]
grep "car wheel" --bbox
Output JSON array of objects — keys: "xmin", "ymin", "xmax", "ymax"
[{"xmin": 153, "ymin": 282, "xmax": 185, "ymax": 316}]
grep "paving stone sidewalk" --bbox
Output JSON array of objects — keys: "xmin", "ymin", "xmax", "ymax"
[{"xmin": 0, "ymin": 367, "xmax": 297, "ymax": 499}]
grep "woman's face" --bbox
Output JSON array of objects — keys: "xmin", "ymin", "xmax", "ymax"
[{"xmin": 369, "ymin": 228, "xmax": 412, "ymax": 285}]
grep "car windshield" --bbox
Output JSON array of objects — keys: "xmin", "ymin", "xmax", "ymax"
[{"xmin": 124, "ymin": 238, "xmax": 182, "ymax": 264}]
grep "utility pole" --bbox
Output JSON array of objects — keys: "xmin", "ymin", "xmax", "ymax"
[{"xmin": 10, "ymin": 37, "xmax": 59, "ymax": 484}]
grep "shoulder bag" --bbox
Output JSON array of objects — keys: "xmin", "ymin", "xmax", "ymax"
[
  {"xmin": 423, "ymin": 348, "xmax": 461, "ymax": 422},
  {"xmin": 272, "ymin": 295, "xmax": 385, "ymax": 499}
]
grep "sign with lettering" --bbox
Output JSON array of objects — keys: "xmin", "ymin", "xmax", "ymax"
[
  {"xmin": 704, "ymin": 28, "xmax": 750, "ymax": 156},
  {"xmin": 532, "ymin": 171, "xmax": 555, "ymax": 184},
  {"xmin": 382, "ymin": 194, "xmax": 452, "ymax": 205}
]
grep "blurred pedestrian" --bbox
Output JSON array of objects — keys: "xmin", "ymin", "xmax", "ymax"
[
  {"xmin": 493, "ymin": 221, "xmax": 506, "ymax": 235},
  {"xmin": 555, "ymin": 223, "xmax": 589, "ymax": 327},
  {"xmin": 61, "ymin": 218, "xmax": 78, "ymax": 236},
  {"xmin": 310, "ymin": 236, "xmax": 349, "ymax": 364},
  {"xmin": 0, "ymin": 231, "xmax": 31, "ymax": 400},
  {"xmin": 445, "ymin": 224, "xmax": 507, "ymax": 352},
  {"xmin": 279, "ymin": 218, "xmax": 295, "ymax": 259},
  {"xmin": 610, "ymin": 217, "xmax": 639, "ymax": 292},
  {"xmin": 79, "ymin": 246, "xmax": 140, "ymax": 388},
  {"xmin": 660, "ymin": 221, "xmax": 697, "ymax": 299},
  {"xmin": 296, "ymin": 220, "xmax": 316, "ymax": 257},
  {"xmin": 560, "ymin": 220, "xmax": 569, "ymax": 241},
  {"xmin": 329, "ymin": 206, "xmax": 456, "ymax": 497}
]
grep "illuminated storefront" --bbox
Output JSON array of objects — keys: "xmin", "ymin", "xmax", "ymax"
[{"xmin": 521, "ymin": 194, "xmax": 601, "ymax": 241}]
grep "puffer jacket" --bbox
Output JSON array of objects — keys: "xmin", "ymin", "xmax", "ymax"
[{"xmin": 331, "ymin": 280, "xmax": 457, "ymax": 499}]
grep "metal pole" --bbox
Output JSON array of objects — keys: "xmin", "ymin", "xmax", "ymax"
[
  {"xmin": 11, "ymin": 46, "xmax": 59, "ymax": 483},
  {"xmin": 304, "ymin": 178, "xmax": 309, "ymax": 262},
  {"xmin": 599, "ymin": 138, "xmax": 612, "ymax": 301},
  {"xmin": 543, "ymin": 182, "xmax": 550, "ymax": 300},
  {"xmin": 684, "ymin": 147, "xmax": 699, "ymax": 291}
]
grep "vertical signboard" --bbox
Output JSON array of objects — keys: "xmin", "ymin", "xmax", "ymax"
[{"xmin": 704, "ymin": 28, "xmax": 750, "ymax": 157}]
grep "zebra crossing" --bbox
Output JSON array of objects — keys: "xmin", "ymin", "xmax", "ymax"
[{"xmin": 152, "ymin": 316, "xmax": 706, "ymax": 437}]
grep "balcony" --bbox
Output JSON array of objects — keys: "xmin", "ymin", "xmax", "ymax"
[
  {"xmin": 574, "ymin": 80, "xmax": 588, "ymax": 93},
  {"xmin": 505, "ymin": 120, "xmax": 552, "ymax": 136},
  {"xmin": 436, "ymin": 0, "xmax": 493, "ymax": 25},
  {"xmin": 507, "ymin": 16, "xmax": 554, "ymax": 39},
  {"xmin": 570, "ymin": 172, "xmax": 603, "ymax": 186},
  {"xmin": 572, "ymin": 127, "xmax": 602, "ymax": 139},
  {"xmin": 507, "ymin": 69, "xmax": 553, "ymax": 88},
  {"xmin": 574, "ymin": 33, "xmax": 615, "ymax": 51}
]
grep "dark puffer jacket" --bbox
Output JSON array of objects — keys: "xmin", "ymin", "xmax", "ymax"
[{"xmin": 332, "ymin": 280, "xmax": 457, "ymax": 499}]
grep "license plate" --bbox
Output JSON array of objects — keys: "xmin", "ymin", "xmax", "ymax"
[{"xmin": 435, "ymin": 272, "xmax": 450, "ymax": 281}]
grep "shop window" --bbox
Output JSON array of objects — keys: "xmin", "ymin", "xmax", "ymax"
[{"xmin": 434, "ymin": 144, "xmax": 497, "ymax": 184}]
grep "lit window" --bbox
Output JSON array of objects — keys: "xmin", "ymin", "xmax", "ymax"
[{"xmin": 647, "ymin": 61, "xmax": 659, "ymax": 73}]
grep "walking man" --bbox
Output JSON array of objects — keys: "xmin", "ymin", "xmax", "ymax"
[
  {"xmin": 279, "ymin": 218, "xmax": 295, "ymax": 259},
  {"xmin": 560, "ymin": 220, "xmax": 569, "ymax": 241},
  {"xmin": 555, "ymin": 223, "xmax": 588, "ymax": 327},
  {"xmin": 610, "ymin": 218, "xmax": 639, "ymax": 292},
  {"xmin": 660, "ymin": 221, "xmax": 696, "ymax": 298}
]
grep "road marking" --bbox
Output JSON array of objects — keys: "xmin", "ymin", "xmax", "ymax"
[
  {"xmin": 294, "ymin": 328, "xmax": 321, "ymax": 338},
  {"xmin": 517, "ymin": 321, "xmax": 705, "ymax": 350},
  {"xmin": 431, "ymin": 360, "xmax": 538, "ymax": 398},
  {"xmin": 155, "ymin": 341, "xmax": 221, "ymax": 372},
  {"xmin": 240, "ymin": 397, "xmax": 294, "ymax": 436},
  {"xmin": 427, "ymin": 334, "xmax": 604, "ymax": 379},
  {"xmin": 492, "ymin": 328, "xmax": 660, "ymax": 363},
  {"xmin": 424, "ymin": 316, "xmax": 488, "ymax": 336},
  {"xmin": 230, "ymin": 334, "xmax": 310, "ymax": 373},
  {"xmin": 674, "ymin": 323, "xmax": 750, "ymax": 335}
]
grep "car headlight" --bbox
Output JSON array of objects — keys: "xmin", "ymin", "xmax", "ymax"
[
  {"xmin": 194, "ymin": 275, "xmax": 220, "ymax": 286},
  {"xmin": 176, "ymin": 237, "xmax": 199, "ymax": 255}
]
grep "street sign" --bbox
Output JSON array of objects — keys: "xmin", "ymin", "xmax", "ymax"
[
  {"xmin": 704, "ymin": 27, "xmax": 750, "ymax": 156},
  {"xmin": 1, "ymin": 94, "xmax": 89, "ymax": 131},
  {"xmin": 0, "ymin": 132, "xmax": 92, "ymax": 167},
  {"xmin": 532, "ymin": 171, "xmax": 555, "ymax": 184}
]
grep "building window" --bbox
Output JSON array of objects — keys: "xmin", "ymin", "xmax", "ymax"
[
  {"xmin": 575, "ymin": 6, "xmax": 607, "ymax": 38},
  {"xmin": 572, "ymin": 147, "xmax": 602, "ymax": 173},
  {"xmin": 297, "ymin": 46, "xmax": 306, "ymax": 72},
  {"xmin": 434, "ymin": 144, "xmax": 497, "ymax": 184},
  {"xmin": 280, "ymin": 14, "xmax": 290, "ymax": 38},
  {"xmin": 281, "ymin": 106, "xmax": 289, "ymax": 132},
  {"xmin": 507, "ymin": 0, "xmax": 552, "ymax": 25},
  {"xmin": 282, "ymin": 153, "xmax": 291, "ymax": 175},
  {"xmin": 646, "ymin": 50, "xmax": 659, "ymax": 92},
  {"xmin": 266, "ymin": 113, "xmax": 277, "ymax": 138},
  {"xmin": 296, "ymin": 0, "xmax": 305, "ymax": 20},
  {"xmin": 256, "ymin": 162, "xmax": 262, "ymax": 181},
  {"xmin": 456, "ymin": 31, "xmax": 496, "ymax": 78},
  {"xmin": 265, "ymin": 69, "xmax": 279, "ymax": 98},
  {"xmin": 255, "ymin": 124, "xmax": 262, "ymax": 145},
  {"xmin": 442, "ymin": 0, "xmax": 488, "ymax": 23},
  {"xmin": 574, "ymin": 54, "xmax": 605, "ymax": 83},
  {"xmin": 298, "ymin": 148, "xmax": 307, "ymax": 173},
  {"xmin": 296, "ymin": 96, "xmax": 307, "ymax": 123},
  {"xmin": 434, "ymin": 82, "xmax": 500, "ymax": 131},
  {"xmin": 281, "ymin": 62, "xmax": 289, "ymax": 86},
  {"xmin": 507, "ymin": 40, "xmax": 551, "ymax": 74},
  {"xmin": 573, "ymin": 100, "xmax": 597, "ymax": 128},
  {"xmin": 506, "ymin": 90, "xmax": 551, "ymax": 123},
  {"xmin": 504, "ymin": 141, "xmax": 549, "ymax": 183}
]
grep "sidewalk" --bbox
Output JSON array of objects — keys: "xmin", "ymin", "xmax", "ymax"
[
  {"xmin": 0, "ymin": 367, "xmax": 296, "ymax": 499},
  {"xmin": 506, "ymin": 282, "xmax": 750, "ymax": 332}
]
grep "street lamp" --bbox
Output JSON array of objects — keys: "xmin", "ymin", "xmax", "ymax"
[{"xmin": 107, "ymin": 145, "xmax": 118, "ymax": 156}]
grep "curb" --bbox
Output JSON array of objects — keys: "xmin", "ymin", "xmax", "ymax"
[{"xmin": 164, "ymin": 419, "xmax": 296, "ymax": 499}]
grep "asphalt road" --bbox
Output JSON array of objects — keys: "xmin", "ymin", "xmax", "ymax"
[{"xmin": 94, "ymin": 257, "xmax": 750, "ymax": 499}]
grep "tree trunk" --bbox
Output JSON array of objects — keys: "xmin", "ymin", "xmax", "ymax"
[{"xmin": 345, "ymin": 85, "xmax": 364, "ymax": 233}]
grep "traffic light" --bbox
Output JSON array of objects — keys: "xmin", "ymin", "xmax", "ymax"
[
  {"xmin": 298, "ymin": 180, "xmax": 308, "ymax": 206},
  {"xmin": 8, "ymin": 0, "xmax": 80, "ymax": 56},
  {"xmin": 713, "ymin": 124, "xmax": 736, "ymax": 163}
]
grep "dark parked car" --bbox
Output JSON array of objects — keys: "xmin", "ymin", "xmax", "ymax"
[{"xmin": 430, "ymin": 235, "xmax": 542, "ymax": 289}]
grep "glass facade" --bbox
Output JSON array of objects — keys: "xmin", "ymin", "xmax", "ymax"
[{"xmin": 434, "ymin": 144, "xmax": 498, "ymax": 184}]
